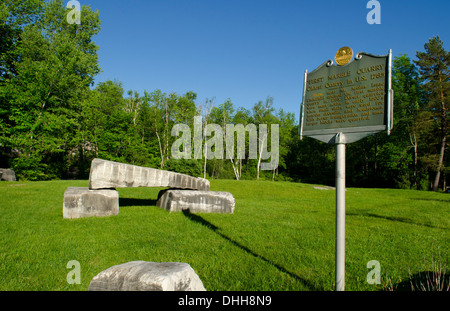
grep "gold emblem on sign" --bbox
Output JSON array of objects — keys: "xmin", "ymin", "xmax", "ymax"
[{"xmin": 335, "ymin": 47, "xmax": 353, "ymax": 66}]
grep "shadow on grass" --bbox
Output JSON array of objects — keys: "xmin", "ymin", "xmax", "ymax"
[
  {"xmin": 182, "ymin": 209, "xmax": 322, "ymax": 291},
  {"xmin": 347, "ymin": 212, "xmax": 442, "ymax": 229},
  {"xmin": 392, "ymin": 271, "xmax": 450, "ymax": 291},
  {"xmin": 119, "ymin": 198, "xmax": 157, "ymax": 207}
]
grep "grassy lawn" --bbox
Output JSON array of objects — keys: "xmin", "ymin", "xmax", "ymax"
[{"xmin": 0, "ymin": 179, "xmax": 449, "ymax": 291}]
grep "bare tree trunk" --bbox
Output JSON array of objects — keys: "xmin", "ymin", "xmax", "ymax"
[
  {"xmin": 409, "ymin": 131, "xmax": 418, "ymax": 189},
  {"xmin": 257, "ymin": 133, "xmax": 267, "ymax": 180},
  {"xmin": 203, "ymin": 125, "xmax": 207, "ymax": 179},
  {"xmin": 239, "ymin": 158, "xmax": 242, "ymax": 179},
  {"xmin": 433, "ymin": 135, "xmax": 446, "ymax": 191},
  {"xmin": 201, "ymin": 99, "xmax": 214, "ymax": 179},
  {"xmin": 156, "ymin": 129, "xmax": 164, "ymax": 168},
  {"xmin": 159, "ymin": 99, "xmax": 170, "ymax": 167},
  {"xmin": 164, "ymin": 102, "xmax": 169, "ymax": 166},
  {"xmin": 229, "ymin": 157, "xmax": 240, "ymax": 180},
  {"xmin": 432, "ymin": 83, "xmax": 448, "ymax": 192},
  {"xmin": 443, "ymin": 173, "xmax": 447, "ymax": 192}
]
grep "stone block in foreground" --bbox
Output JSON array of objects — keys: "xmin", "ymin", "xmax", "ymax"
[
  {"xmin": 0, "ymin": 168, "xmax": 16, "ymax": 181},
  {"xmin": 89, "ymin": 158, "xmax": 210, "ymax": 191},
  {"xmin": 157, "ymin": 189, "xmax": 235, "ymax": 214},
  {"xmin": 63, "ymin": 187, "xmax": 119, "ymax": 219},
  {"xmin": 88, "ymin": 261, "xmax": 206, "ymax": 291}
]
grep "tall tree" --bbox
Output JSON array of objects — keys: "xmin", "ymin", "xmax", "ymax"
[
  {"xmin": 0, "ymin": 0, "xmax": 43, "ymax": 82},
  {"xmin": 125, "ymin": 90, "xmax": 141, "ymax": 126},
  {"xmin": 89, "ymin": 80, "xmax": 126, "ymax": 163},
  {"xmin": 0, "ymin": 0, "xmax": 44, "ymax": 167},
  {"xmin": 201, "ymin": 98, "xmax": 215, "ymax": 179},
  {"xmin": 252, "ymin": 96, "xmax": 276, "ymax": 180},
  {"xmin": 378, "ymin": 54, "xmax": 428, "ymax": 189},
  {"xmin": 172, "ymin": 91, "xmax": 198, "ymax": 125},
  {"xmin": 231, "ymin": 107, "xmax": 252, "ymax": 179},
  {"xmin": 1, "ymin": 0, "xmax": 101, "ymax": 179},
  {"xmin": 415, "ymin": 36, "xmax": 450, "ymax": 191},
  {"xmin": 209, "ymin": 99, "xmax": 234, "ymax": 179},
  {"xmin": 275, "ymin": 108, "xmax": 296, "ymax": 180},
  {"xmin": 143, "ymin": 89, "xmax": 166, "ymax": 168}
]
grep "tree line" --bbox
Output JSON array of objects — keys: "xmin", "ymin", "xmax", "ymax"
[{"xmin": 1, "ymin": 0, "xmax": 449, "ymax": 191}]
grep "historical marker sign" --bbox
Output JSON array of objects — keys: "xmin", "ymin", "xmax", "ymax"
[
  {"xmin": 300, "ymin": 49, "xmax": 393, "ymax": 144},
  {"xmin": 298, "ymin": 48, "xmax": 393, "ymax": 291}
]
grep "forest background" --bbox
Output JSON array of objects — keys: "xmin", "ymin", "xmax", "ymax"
[{"xmin": 1, "ymin": 0, "xmax": 449, "ymax": 191}]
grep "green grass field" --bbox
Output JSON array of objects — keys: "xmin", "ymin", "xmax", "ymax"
[{"xmin": 0, "ymin": 179, "xmax": 449, "ymax": 291}]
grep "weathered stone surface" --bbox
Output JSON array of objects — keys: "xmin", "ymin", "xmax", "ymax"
[
  {"xmin": 157, "ymin": 189, "xmax": 235, "ymax": 214},
  {"xmin": 88, "ymin": 261, "xmax": 206, "ymax": 291},
  {"xmin": 63, "ymin": 187, "xmax": 119, "ymax": 219},
  {"xmin": 89, "ymin": 158, "xmax": 210, "ymax": 191},
  {"xmin": 0, "ymin": 168, "xmax": 16, "ymax": 181}
]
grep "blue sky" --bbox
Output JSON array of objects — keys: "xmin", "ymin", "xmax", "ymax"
[{"xmin": 85, "ymin": 0, "xmax": 450, "ymax": 121}]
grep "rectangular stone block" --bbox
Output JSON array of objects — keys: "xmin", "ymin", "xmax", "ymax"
[
  {"xmin": 89, "ymin": 158, "xmax": 210, "ymax": 191},
  {"xmin": 157, "ymin": 189, "xmax": 235, "ymax": 214},
  {"xmin": 63, "ymin": 187, "xmax": 119, "ymax": 219},
  {"xmin": 88, "ymin": 261, "xmax": 206, "ymax": 291}
]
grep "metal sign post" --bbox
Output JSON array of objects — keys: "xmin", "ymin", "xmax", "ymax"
[
  {"xmin": 335, "ymin": 133, "xmax": 345, "ymax": 291},
  {"xmin": 299, "ymin": 48, "xmax": 393, "ymax": 291}
]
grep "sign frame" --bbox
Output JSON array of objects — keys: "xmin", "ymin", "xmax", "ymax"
[{"xmin": 299, "ymin": 49, "xmax": 393, "ymax": 144}]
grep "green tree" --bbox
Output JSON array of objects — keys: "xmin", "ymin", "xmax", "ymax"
[
  {"xmin": 125, "ymin": 90, "xmax": 141, "ymax": 126},
  {"xmin": 275, "ymin": 108, "xmax": 296, "ymax": 180},
  {"xmin": 209, "ymin": 99, "xmax": 235, "ymax": 179},
  {"xmin": 143, "ymin": 89, "xmax": 167, "ymax": 168},
  {"xmin": 200, "ymin": 97, "xmax": 215, "ymax": 178},
  {"xmin": 82, "ymin": 80, "xmax": 124, "ymax": 164},
  {"xmin": 415, "ymin": 36, "xmax": 450, "ymax": 191},
  {"xmin": 0, "ymin": 0, "xmax": 44, "ymax": 168},
  {"xmin": 0, "ymin": 0, "xmax": 43, "ymax": 82},
  {"xmin": 388, "ymin": 54, "xmax": 428, "ymax": 189},
  {"xmin": 1, "ymin": 0, "xmax": 101, "ymax": 179},
  {"xmin": 231, "ymin": 107, "xmax": 253, "ymax": 179},
  {"xmin": 287, "ymin": 134, "xmax": 334, "ymax": 185},
  {"xmin": 252, "ymin": 96, "xmax": 277, "ymax": 180},
  {"xmin": 135, "ymin": 91, "xmax": 160, "ymax": 168},
  {"xmin": 80, "ymin": 80, "xmax": 124, "ymax": 159},
  {"xmin": 172, "ymin": 91, "xmax": 198, "ymax": 125}
]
